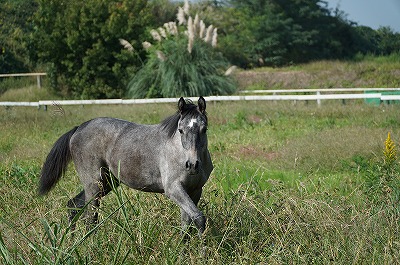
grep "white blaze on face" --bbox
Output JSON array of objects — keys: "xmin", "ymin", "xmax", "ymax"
[{"xmin": 188, "ymin": 118, "xmax": 197, "ymax": 128}]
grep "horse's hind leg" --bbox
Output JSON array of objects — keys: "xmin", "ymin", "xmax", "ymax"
[
  {"xmin": 67, "ymin": 190, "xmax": 85, "ymax": 231},
  {"xmin": 82, "ymin": 167, "xmax": 119, "ymax": 230}
]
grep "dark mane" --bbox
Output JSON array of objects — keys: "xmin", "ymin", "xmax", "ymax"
[{"xmin": 160, "ymin": 99, "xmax": 207, "ymax": 138}]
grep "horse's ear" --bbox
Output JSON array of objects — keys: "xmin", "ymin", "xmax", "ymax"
[
  {"xmin": 178, "ymin": 97, "xmax": 185, "ymax": 112},
  {"xmin": 198, "ymin": 96, "xmax": 206, "ymax": 114}
]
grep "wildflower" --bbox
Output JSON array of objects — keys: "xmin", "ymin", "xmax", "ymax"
[{"xmin": 384, "ymin": 132, "xmax": 397, "ymax": 166}]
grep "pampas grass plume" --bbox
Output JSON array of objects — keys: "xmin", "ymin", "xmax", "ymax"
[
  {"xmin": 142, "ymin": 41, "xmax": 152, "ymax": 50},
  {"xmin": 183, "ymin": 0, "xmax": 190, "ymax": 15},
  {"xmin": 156, "ymin": 50, "xmax": 166, "ymax": 62},
  {"xmin": 177, "ymin": 7, "xmax": 186, "ymax": 25},
  {"xmin": 212, "ymin": 28, "xmax": 218, "ymax": 47},
  {"xmin": 187, "ymin": 16, "xmax": 194, "ymax": 53},
  {"xmin": 119, "ymin": 39, "xmax": 134, "ymax": 52},
  {"xmin": 224, "ymin": 66, "xmax": 237, "ymax": 76},
  {"xmin": 193, "ymin": 14, "xmax": 199, "ymax": 36},
  {"xmin": 150, "ymin": 29, "xmax": 162, "ymax": 42},
  {"xmin": 204, "ymin": 25, "xmax": 213, "ymax": 43},
  {"xmin": 158, "ymin": 27, "xmax": 167, "ymax": 39},
  {"xmin": 199, "ymin": 20, "xmax": 206, "ymax": 39}
]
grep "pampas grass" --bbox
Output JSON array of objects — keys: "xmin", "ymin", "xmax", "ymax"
[{"xmin": 126, "ymin": 0, "xmax": 236, "ymax": 98}]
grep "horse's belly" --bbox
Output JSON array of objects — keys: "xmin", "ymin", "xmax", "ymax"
[{"xmin": 116, "ymin": 163, "xmax": 164, "ymax": 193}]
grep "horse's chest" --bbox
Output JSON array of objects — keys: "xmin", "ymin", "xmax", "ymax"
[{"xmin": 181, "ymin": 173, "xmax": 206, "ymax": 190}]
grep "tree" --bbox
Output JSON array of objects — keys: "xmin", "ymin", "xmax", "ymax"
[
  {"xmin": 213, "ymin": 0, "xmax": 361, "ymax": 67},
  {"xmin": 376, "ymin": 27, "xmax": 400, "ymax": 55},
  {"xmin": 33, "ymin": 0, "xmax": 152, "ymax": 98},
  {"xmin": 0, "ymin": 0, "xmax": 37, "ymax": 73}
]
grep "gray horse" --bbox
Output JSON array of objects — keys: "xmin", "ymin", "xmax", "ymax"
[{"xmin": 39, "ymin": 97, "xmax": 213, "ymax": 235}]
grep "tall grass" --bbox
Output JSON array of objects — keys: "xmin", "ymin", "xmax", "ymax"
[{"xmin": 0, "ymin": 77, "xmax": 38, "ymax": 95}]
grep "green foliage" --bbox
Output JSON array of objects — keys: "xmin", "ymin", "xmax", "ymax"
[
  {"xmin": 148, "ymin": 0, "xmax": 180, "ymax": 25},
  {"xmin": 0, "ymin": 0, "xmax": 37, "ymax": 73},
  {"xmin": 211, "ymin": 0, "xmax": 400, "ymax": 67},
  {"xmin": 33, "ymin": 0, "xmax": 152, "ymax": 99}
]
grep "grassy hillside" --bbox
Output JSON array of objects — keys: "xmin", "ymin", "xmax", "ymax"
[{"xmin": 236, "ymin": 54, "xmax": 400, "ymax": 90}]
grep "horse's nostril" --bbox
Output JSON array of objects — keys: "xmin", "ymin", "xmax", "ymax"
[{"xmin": 185, "ymin": 160, "xmax": 199, "ymax": 172}]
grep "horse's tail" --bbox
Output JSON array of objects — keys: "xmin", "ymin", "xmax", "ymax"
[{"xmin": 39, "ymin": 127, "xmax": 79, "ymax": 195}]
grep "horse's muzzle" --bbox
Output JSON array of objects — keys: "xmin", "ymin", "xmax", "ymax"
[{"xmin": 186, "ymin": 160, "xmax": 200, "ymax": 175}]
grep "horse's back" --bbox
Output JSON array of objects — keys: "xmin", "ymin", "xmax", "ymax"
[
  {"xmin": 71, "ymin": 117, "xmax": 132, "ymax": 151},
  {"xmin": 70, "ymin": 117, "xmax": 164, "ymax": 191},
  {"xmin": 69, "ymin": 117, "xmax": 134, "ymax": 172}
]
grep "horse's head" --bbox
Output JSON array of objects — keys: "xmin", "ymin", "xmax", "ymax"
[{"xmin": 177, "ymin": 97, "xmax": 208, "ymax": 175}]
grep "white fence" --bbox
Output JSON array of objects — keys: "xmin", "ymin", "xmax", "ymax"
[
  {"xmin": 1, "ymin": 88, "xmax": 400, "ymax": 110},
  {"xmin": 0, "ymin": 73, "xmax": 47, "ymax": 88}
]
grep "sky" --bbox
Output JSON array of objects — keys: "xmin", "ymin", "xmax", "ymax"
[{"xmin": 324, "ymin": 0, "xmax": 400, "ymax": 32}]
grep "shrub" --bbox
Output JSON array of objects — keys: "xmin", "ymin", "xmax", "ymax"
[{"xmin": 125, "ymin": 0, "xmax": 237, "ymax": 98}]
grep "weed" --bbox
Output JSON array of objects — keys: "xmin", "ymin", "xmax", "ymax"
[{"xmin": 364, "ymin": 132, "xmax": 400, "ymax": 208}]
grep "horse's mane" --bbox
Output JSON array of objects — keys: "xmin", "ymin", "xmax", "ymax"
[{"xmin": 160, "ymin": 99, "xmax": 207, "ymax": 138}]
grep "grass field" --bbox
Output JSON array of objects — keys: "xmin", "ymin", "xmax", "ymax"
[
  {"xmin": 1, "ymin": 57, "xmax": 400, "ymax": 264},
  {"xmin": 1, "ymin": 96, "xmax": 399, "ymax": 264}
]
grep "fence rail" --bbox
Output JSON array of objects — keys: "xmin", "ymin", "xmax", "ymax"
[
  {"xmin": 1, "ymin": 91, "xmax": 399, "ymax": 110},
  {"xmin": 0, "ymin": 73, "xmax": 47, "ymax": 88},
  {"xmin": 240, "ymin": 88, "xmax": 400, "ymax": 94}
]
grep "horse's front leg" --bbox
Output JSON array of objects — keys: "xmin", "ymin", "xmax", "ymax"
[
  {"xmin": 180, "ymin": 188, "xmax": 203, "ymax": 237},
  {"xmin": 166, "ymin": 183, "xmax": 206, "ymax": 234}
]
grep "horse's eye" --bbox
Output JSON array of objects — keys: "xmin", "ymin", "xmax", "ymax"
[
  {"xmin": 178, "ymin": 129, "xmax": 183, "ymax": 134},
  {"xmin": 201, "ymin": 127, "xmax": 208, "ymax": 134}
]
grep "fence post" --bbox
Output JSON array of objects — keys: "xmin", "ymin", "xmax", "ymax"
[
  {"xmin": 36, "ymin": 75, "xmax": 42, "ymax": 88},
  {"xmin": 316, "ymin": 91, "xmax": 321, "ymax": 106}
]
